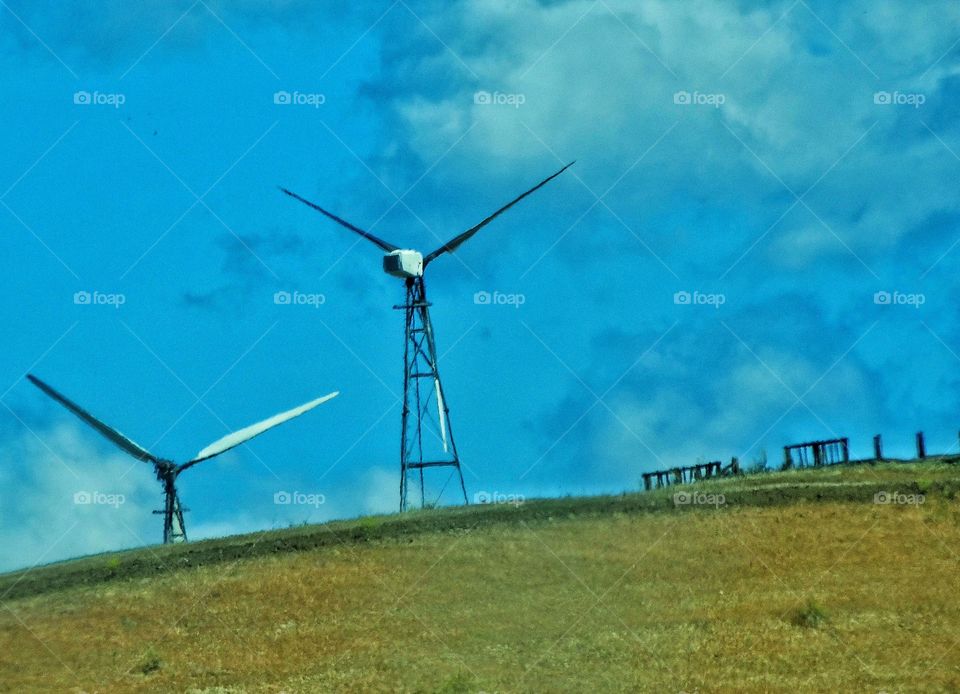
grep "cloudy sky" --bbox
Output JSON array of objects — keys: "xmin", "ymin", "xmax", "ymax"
[{"xmin": 1, "ymin": 0, "xmax": 958, "ymax": 571}]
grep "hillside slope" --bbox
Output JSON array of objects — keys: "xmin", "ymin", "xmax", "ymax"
[{"xmin": 2, "ymin": 462, "xmax": 960, "ymax": 692}]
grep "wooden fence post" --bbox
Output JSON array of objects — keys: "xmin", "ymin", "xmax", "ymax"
[
  {"xmin": 873, "ymin": 435, "xmax": 882, "ymax": 460},
  {"xmin": 783, "ymin": 446, "xmax": 792, "ymax": 469},
  {"xmin": 916, "ymin": 431, "xmax": 926, "ymax": 459}
]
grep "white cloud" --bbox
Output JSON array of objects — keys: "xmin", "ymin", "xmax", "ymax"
[
  {"xmin": 374, "ymin": 0, "xmax": 960, "ymax": 267},
  {"xmin": 0, "ymin": 422, "xmax": 158, "ymax": 572},
  {"xmin": 361, "ymin": 466, "xmax": 398, "ymax": 515}
]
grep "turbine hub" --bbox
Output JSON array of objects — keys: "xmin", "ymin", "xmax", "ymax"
[{"xmin": 154, "ymin": 460, "xmax": 177, "ymax": 479}]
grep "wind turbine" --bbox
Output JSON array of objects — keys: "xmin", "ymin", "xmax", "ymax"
[
  {"xmin": 281, "ymin": 161, "xmax": 573, "ymax": 511},
  {"xmin": 27, "ymin": 374, "xmax": 339, "ymax": 544}
]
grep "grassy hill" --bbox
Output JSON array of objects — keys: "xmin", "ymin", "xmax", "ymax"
[{"xmin": 2, "ymin": 461, "xmax": 960, "ymax": 692}]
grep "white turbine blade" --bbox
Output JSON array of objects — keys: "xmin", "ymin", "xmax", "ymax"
[
  {"xmin": 435, "ymin": 378, "xmax": 447, "ymax": 453},
  {"xmin": 184, "ymin": 392, "xmax": 339, "ymax": 467},
  {"xmin": 422, "ymin": 161, "xmax": 575, "ymax": 265},
  {"xmin": 279, "ymin": 188, "xmax": 400, "ymax": 252},
  {"xmin": 27, "ymin": 374, "xmax": 158, "ymax": 464}
]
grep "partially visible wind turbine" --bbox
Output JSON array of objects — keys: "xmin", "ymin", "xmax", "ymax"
[
  {"xmin": 281, "ymin": 162, "xmax": 574, "ymax": 511},
  {"xmin": 27, "ymin": 374, "xmax": 339, "ymax": 544}
]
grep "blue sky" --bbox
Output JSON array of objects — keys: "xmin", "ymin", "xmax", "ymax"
[{"xmin": 1, "ymin": 0, "xmax": 958, "ymax": 571}]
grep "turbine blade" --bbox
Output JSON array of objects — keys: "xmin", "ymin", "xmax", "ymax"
[
  {"xmin": 423, "ymin": 161, "xmax": 575, "ymax": 265},
  {"xmin": 279, "ymin": 187, "xmax": 399, "ymax": 253},
  {"xmin": 181, "ymin": 391, "xmax": 339, "ymax": 470},
  {"xmin": 435, "ymin": 378, "xmax": 447, "ymax": 453},
  {"xmin": 26, "ymin": 374, "xmax": 158, "ymax": 464},
  {"xmin": 169, "ymin": 491, "xmax": 187, "ymax": 544}
]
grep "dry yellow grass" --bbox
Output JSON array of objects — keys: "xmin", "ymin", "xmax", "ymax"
[{"xmin": 3, "ymin": 497, "xmax": 960, "ymax": 692}]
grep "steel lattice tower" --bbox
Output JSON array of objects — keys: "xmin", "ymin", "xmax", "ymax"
[
  {"xmin": 396, "ymin": 277, "xmax": 468, "ymax": 511},
  {"xmin": 281, "ymin": 162, "xmax": 573, "ymax": 512},
  {"xmin": 153, "ymin": 467, "xmax": 188, "ymax": 544}
]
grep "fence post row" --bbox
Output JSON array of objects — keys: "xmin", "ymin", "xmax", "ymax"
[
  {"xmin": 782, "ymin": 437, "xmax": 849, "ymax": 469},
  {"xmin": 643, "ymin": 432, "xmax": 957, "ymax": 495},
  {"xmin": 643, "ymin": 459, "xmax": 742, "ymax": 491}
]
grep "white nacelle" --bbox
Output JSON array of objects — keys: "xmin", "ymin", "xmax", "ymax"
[{"xmin": 383, "ymin": 249, "xmax": 423, "ymax": 278}]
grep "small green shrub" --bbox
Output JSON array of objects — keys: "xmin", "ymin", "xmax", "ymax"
[
  {"xmin": 136, "ymin": 647, "xmax": 162, "ymax": 675},
  {"xmin": 434, "ymin": 671, "xmax": 473, "ymax": 693},
  {"xmin": 793, "ymin": 601, "xmax": 829, "ymax": 629}
]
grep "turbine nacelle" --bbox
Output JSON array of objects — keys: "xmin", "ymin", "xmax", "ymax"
[{"xmin": 383, "ymin": 249, "xmax": 424, "ymax": 278}]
